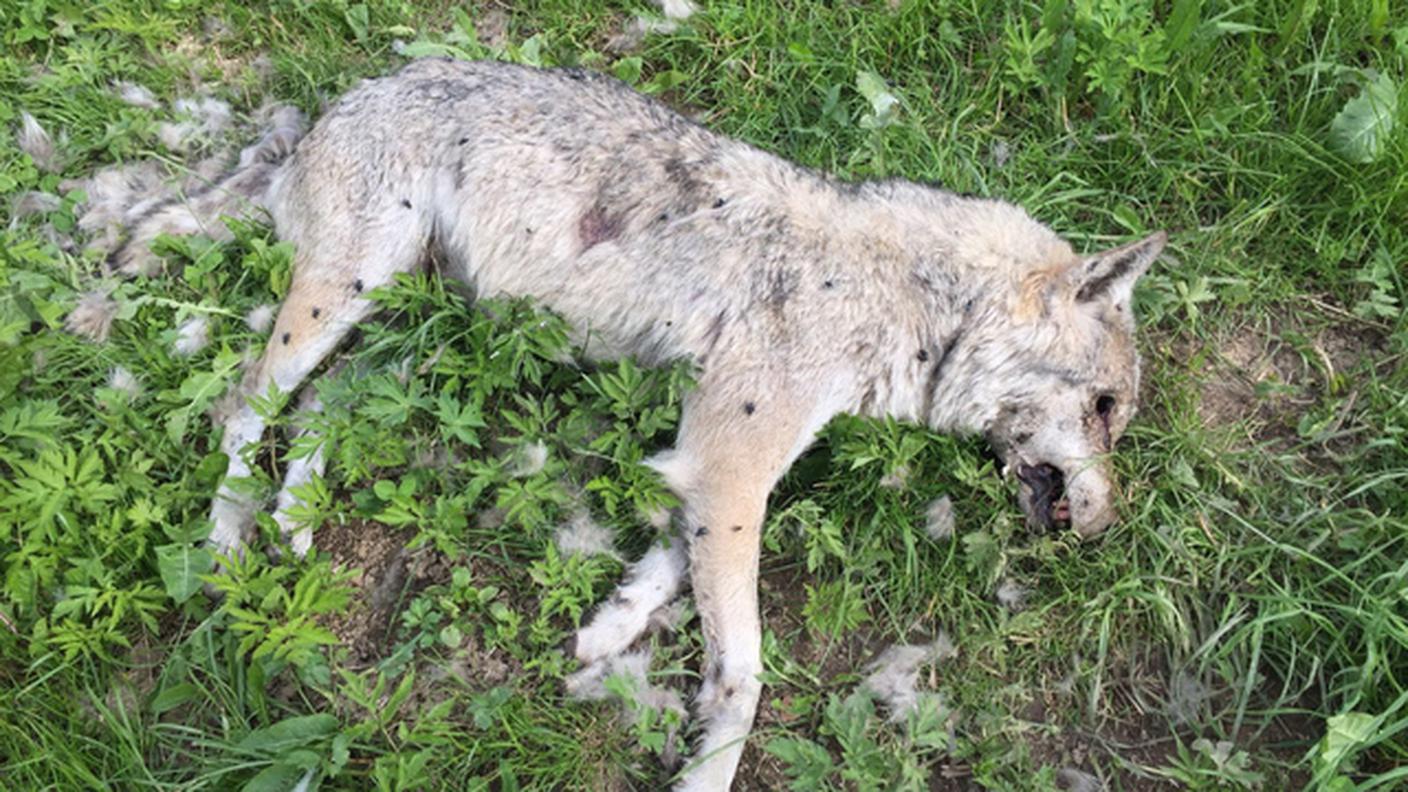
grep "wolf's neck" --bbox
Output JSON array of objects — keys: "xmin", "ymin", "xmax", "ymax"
[{"xmin": 895, "ymin": 280, "xmax": 1005, "ymax": 437}]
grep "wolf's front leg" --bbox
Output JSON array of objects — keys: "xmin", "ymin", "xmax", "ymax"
[
  {"xmin": 653, "ymin": 370, "xmax": 840, "ymax": 791},
  {"xmin": 674, "ymin": 487, "xmax": 766, "ymax": 792}
]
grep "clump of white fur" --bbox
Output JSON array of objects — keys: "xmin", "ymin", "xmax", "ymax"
[
  {"xmin": 17, "ymin": 112, "xmax": 60, "ymax": 173},
  {"xmin": 861, "ymin": 634, "xmax": 957, "ymax": 722},
  {"xmin": 65, "ymin": 291, "xmax": 120, "ymax": 343},
  {"xmin": 924, "ymin": 495, "xmax": 955, "ymax": 540},
  {"xmin": 646, "ymin": 598, "xmax": 688, "ymax": 634},
  {"xmin": 113, "ymin": 81, "xmax": 160, "ymax": 109},
  {"xmin": 608, "ymin": 0, "xmax": 696, "ymax": 52},
  {"xmin": 106, "ymin": 366, "xmax": 143, "ymax": 400},
  {"xmin": 11, "ymin": 191, "xmax": 61, "ymax": 220},
  {"xmin": 879, "ymin": 463, "xmax": 910, "ymax": 489},
  {"xmin": 640, "ymin": 503, "xmax": 672, "ymax": 532},
  {"xmin": 156, "ymin": 121, "xmax": 197, "ymax": 152},
  {"xmin": 182, "ymin": 154, "xmax": 230, "ymax": 193},
  {"xmin": 66, "ymin": 160, "xmax": 169, "ymax": 255},
  {"xmin": 157, "ymin": 96, "xmax": 232, "ymax": 152},
  {"xmin": 1055, "ymin": 767, "xmax": 1103, "ymax": 792},
  {"xmin": 207, "ymin": 388, "xmax": 243, "ymax": 426},
  {"xmin": 173, "ymin": 315, "xmax": 210, "ymax": 356},
  {"xmin": 656, "ymin": 0, "xmax": 697, "ymax": 19},
  {"xmin": 566, "ymin": 648, "xmax": 686, "ymax": 722},
  {"xmin": 995, "ymin": 578, "xmax": 1029, "ymax": 612},
  {"xmin": 1168, "ymin": 670, "xmax": 1209, "ymax": 725},
  {"xmin": 554, "ymin": 510, "xmax": 620, "ymax": 560},
  {"xmin": 508, "ymin": 440, "xmax": 548, "ymax": 478},
  {"xmin": 244, "ymin": 303, "xmax": 275, "ymax": 334},
  {"xmin": 239, "ymin": 104, "xmax": 307, "ymax": 167}
]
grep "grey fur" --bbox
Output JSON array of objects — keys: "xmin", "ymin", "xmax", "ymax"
[
  {"xmin": 100, "ymin": 59, "xmax": 1163, "ymax": 790},
  {"xmin": 111, "ymin": 105, "xmax": 305, "ymax": 276},
  {"xmin": 10, "ymin": 190, "xmax": 62, "ymax": 219},
  {"xmin": 65, "ymin": 290, "xmax": 119, "ymax": 343},
  {"xmin": 113, "ymin": 81, "xmax": 161, "ymax": 110},
  {"xmin": 157, "ymin": 96, "xmax": 233, "ymax": 153},
  {"xmin": 17, "ymin": 112, "xmax": 60, "ymax": 173}
]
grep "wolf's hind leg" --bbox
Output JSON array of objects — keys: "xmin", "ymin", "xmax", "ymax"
[
  {"xmin": 208, "ymin": 271, "xmax": 376, "ymax": 557},
  {"xmin": 271, "ymin": 375, "xmax": 340, "ymax": 559},
  {"xmin": 209, "ymin": 228, "xmax": 425, "ymax": 557},
  {"xmin": 572, "ymin": 539, "xmax": 688, "ymax": 665}
]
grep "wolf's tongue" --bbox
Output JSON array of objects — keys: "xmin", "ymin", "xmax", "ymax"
[{"xmin": 1053, "ymin": 500, "xmax": 1071, "ymax": 521}]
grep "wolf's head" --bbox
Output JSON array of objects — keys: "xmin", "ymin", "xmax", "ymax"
[
  {"xmin": 932, "ymin": 229, "xmax": 1165, "ymax": 537},
  {"xmin": 989, "ymin": 231, "xmax": 1164, "ymax": 536}
]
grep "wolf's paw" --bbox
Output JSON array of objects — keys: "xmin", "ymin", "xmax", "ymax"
[
  {"xmin": 208, "ymin": 494, "xmax": 255, "ymax": 560},
  {"xmin": 571, "ymin": 542, "xmax": 687, "ymax": 664},
  {"xmin": 572, "ymin": 597, "xmax": 660, "ymax": 665}
]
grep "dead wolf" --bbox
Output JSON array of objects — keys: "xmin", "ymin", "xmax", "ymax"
[{"xmin": 102, "ymin": 58, "xmax": 1164, "ymax": 789}]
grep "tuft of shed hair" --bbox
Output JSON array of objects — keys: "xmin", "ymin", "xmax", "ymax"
[
  {"xmin": 861, "ymin": 633, "xmax": 957, "ymax": 722},
  {"xmin": 244, "ymin": 303, "xmax": 276, "ymax": 334},
  {"xmin": 106, "ymin": 366, "xmax": 143, "ymax": 400},
  {"xmin": 924, "ymin": 495, "xmax": 955, "ymax": 540},
  {"xmin": 67, "ymin": 161, "xmax": 170, "ymax": 255},
  {"xmin": 995, "ymin": 578, "xmax": 1029, "ymax": 612},
  {"xmin": 239, "ymin": 104, "xmax": 307, "ymax": 167},
  {"xmin": 553, "ymin": 510, "xmax": 620, "ymax": 560},
  {"xmin": 879, "ymin": 462, "xmax": 910, "ymax": 490},
  {"xmin": 17, "ymin": 112, "xmax": 60, "ymax": 173},
  {"xmin": 65, "ymin": 290, "xmax": 120, "ymax": 343},
  {"xmin": 173, "ymin": 315, "xmax": 210, "ymax": 357},
  {"xmin": 508, "ymin": 440, "xmax": 548, "ymax": 478},
  {"xmin": 113, "ymin": 81, "xmax": 161, "ymax": 110},
  {"xmin": 656, "ymin": 0, "xmax": 697, "ymax": 20},
  {"xmin": 608, "ymin": 1, "xmax": 695, "ymax": 53},
  {"xmin": 10, "ymin": 191, "xmax": 62, "ymax": 221},
  {"xmin": 566, "ymin": 649, "xmax": 687, "ymax": 722},
  {"xmin": 1055, "ymin": 767, "xmax": 1104, "ymax": 792},
  {"xmin": 157, "ymin": 96, "xmax": 233, "ymax": 153},
  {"xmin": 646, "ymin": 598, "xmax": 688, "ymax": 634}
]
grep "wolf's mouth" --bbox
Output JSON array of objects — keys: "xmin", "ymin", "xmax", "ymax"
[{"xmin": 1015, "ymin": 463, "xmax": 1070, "ymax": 530}]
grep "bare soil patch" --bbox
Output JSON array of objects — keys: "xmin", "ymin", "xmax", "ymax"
[
  {"xmin": 1161, "ymin": 307, "xmax": 1387, "ymax": 443},
  {"xmin": 318, "ymin": 517, "xmax": 446, "ymax": 665}
]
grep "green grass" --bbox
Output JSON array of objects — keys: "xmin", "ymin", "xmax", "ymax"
[{"xmin": 2, "ymin": 1, "xmax": 1406, "ymax": 789}]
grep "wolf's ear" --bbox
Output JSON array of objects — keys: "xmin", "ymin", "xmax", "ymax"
[{"xmin": 1073, "ymin": 231, "xmax": 1166, "ymax": 305}]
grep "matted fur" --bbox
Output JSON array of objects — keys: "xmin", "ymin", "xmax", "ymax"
[{"xmin": 90, "ymin": 59, "xmax": 1164, "ymax": 789}]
